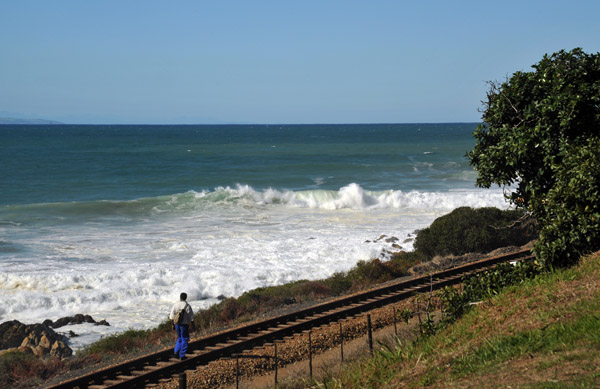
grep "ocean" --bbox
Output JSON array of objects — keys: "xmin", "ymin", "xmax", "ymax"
[{"xmin": 0, "ymin": 123, "xmax": 508, "ymax": 349}]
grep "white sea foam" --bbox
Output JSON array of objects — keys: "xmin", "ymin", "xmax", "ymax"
[
  {"xmin": 0, "ymin": 184, "xmax": 510, "ymax": 350},
  {"xmin": 180, "ymin": 183, "xmax": 508, "ymax": 211}
]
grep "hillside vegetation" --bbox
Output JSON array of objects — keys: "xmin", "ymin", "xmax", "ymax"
[{"xmin": 312, "ymin": 251, "xmax": 600, "ymax": 388}]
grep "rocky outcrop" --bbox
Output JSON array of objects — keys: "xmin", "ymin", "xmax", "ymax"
[
  {"xmin": 0, "ymin": 320, "xmax": 72, "ymax": 358},
  {"xmin": 43, "ymin": 314, "xmax": 110, "ymax": 329},
  {"xmin": 365, "ymin": 235, "xmax": 405, "ymax": 255}
]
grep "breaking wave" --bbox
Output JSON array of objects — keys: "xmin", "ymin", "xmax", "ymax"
[{"xmin": 0, "ymin": 183, "xmax": 510, "ymax": 225}]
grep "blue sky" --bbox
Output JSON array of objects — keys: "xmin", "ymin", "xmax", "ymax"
[{"xmin": 1, "ymin": 1, "xmax": 599, "ymax": 124}]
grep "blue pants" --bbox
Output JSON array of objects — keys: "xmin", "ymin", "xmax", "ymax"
[{"xmin": 174, "ymin": 324, "xmax": 190, "ymax": 358}]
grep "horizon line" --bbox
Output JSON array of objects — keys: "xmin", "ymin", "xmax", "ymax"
[{"xmin": 1, "ymin": 120, "xmax": 482, "ymax": 126}]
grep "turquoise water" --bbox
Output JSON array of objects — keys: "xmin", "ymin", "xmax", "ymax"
[{"xmin": 0, "ymin": 123, "xmax": 508, "ymax": 348}]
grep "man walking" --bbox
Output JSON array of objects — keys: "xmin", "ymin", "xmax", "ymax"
[{"xmin": 169, "ymin": 292, "xmax": 195, "ymax": 360}]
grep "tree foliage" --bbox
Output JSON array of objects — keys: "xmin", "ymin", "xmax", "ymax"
[
  {"xmin": 534, "ymin": 138, "xmax": 600, "ymax": 267},
  {"xmin": 468, "ymin": 48, "xmax": 600, "ymax": 268}
]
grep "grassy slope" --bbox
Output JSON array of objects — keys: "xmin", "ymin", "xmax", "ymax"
[{"xmin": 319, "ymin": 252, "xmax": 600, "ymax": 388}]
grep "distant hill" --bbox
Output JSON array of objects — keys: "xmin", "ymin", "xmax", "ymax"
[{"xmin": 0, "ymin": 117, "xmax": 63, "ymax": 125}]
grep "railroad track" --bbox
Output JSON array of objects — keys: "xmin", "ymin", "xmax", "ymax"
[{"xmin": 50, "ymin": 249, "xmax": 533, "ymax": 388}]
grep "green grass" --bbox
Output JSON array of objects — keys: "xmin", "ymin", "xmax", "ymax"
[{"xmin": 451, "ymin": 312, "xmax": 600, "ymax": 378}]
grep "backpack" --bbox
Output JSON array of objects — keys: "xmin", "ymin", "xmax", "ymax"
[{"xmin": 174, "ymin": 303, "xmax": 188, "ymax": 325}]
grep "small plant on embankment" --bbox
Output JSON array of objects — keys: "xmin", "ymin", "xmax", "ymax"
[
  {"xmin": 79, "ymin": 327, "xmax": 173, "ymax": 356},
  {"xmin": 439, "ymin": 259, "xmax": 541, "ymax": 325}
]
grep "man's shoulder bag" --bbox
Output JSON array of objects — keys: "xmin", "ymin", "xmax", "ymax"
[{"xmin": 174, "ymin": 303, "xmax": 188, "ymax": 325}]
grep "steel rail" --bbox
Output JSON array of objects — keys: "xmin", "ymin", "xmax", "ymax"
[{"xmin": 50, "ymin": 249, "xmax": 532, "ymax": 388}]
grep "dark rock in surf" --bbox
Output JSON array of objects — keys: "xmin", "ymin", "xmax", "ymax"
[{"xmin": 45, "ymin": 314, "xmax": 110, "ymax": 328}]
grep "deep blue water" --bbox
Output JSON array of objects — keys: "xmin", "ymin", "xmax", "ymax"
[{"xmin": 0, "ymin": 123, "xmax": 479, "ymax": 205}]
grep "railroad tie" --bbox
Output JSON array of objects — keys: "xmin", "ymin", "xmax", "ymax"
[
  {"xmin": 116, "ymin": 375, "xmax": 137, "ymax": 380},
  {"xmin": 103, "ymin": 379, "xmax": 125, "ymax": 385},
  {"xmin": 441, "ymin": 274, "xmax": 462, "ymax": 281}
]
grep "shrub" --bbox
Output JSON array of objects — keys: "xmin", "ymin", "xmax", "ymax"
[
  {"xmin": 0, "ymin": 350, "xmax": 65, "ymax": 388},
  {"xmin": 81, "ymin": 328, "xmax": 155, "ymax": 355},
  {"xmin": 292, "ymin": 281, "xmax": 332, "ymax": 300},
  {"xmin": 322, "ymin": 272, "xmax": 352, "ymax": 295},
  {"xmin": 387, "ymin": 250, "xmax": 426, "ymax": 273},
  {"xmin": 414, "ymin": 207, "xmax": 537, "ymax": 259},
  {"xmin": 347, "ymin": 259, "xmax": 392, "ymax": 288}
]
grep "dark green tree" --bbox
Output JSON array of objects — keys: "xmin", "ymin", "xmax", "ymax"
[{"xmin": 468, "ymin": 48, "xmax": 600, "ymax": 268}]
